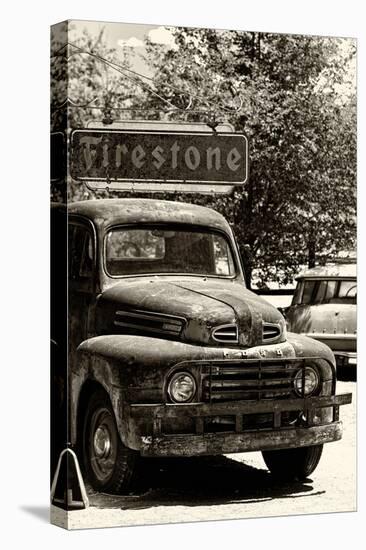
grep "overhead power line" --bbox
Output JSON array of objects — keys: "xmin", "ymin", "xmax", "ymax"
[{"xmin": 51, "ymin": 42, "xmax": 244, "ymax": 115}]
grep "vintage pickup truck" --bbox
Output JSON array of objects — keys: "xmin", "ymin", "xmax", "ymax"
[{"xmin": 56, "ymin": 198, "xmax": 351, "ymax": 494}]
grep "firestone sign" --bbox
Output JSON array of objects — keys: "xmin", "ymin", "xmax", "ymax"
[{"xmin": 70, "ymin": 129, "xmax": 248, "ymax": 186}]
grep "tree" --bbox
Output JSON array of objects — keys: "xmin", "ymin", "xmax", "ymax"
[
  {"xmin": 51, "ymin": 24, "xmax": 137, "ymax": 202},
  {"xmin": 135, "ymin": 28, "xmax": 356, "ymax": 287},
  {"xmin": 51, "ymin": 26, "xmax": 356, "ymax": 288}
]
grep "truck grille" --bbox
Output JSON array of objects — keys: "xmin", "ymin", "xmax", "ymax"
[
  {"xmin": 202, "ymin": 359, "xmax": 298, "ymax": 402},
  {"xmin": 262, "ymin": 322, "xmax": 281, "ymax": 342},
  {"xmin": 114, "ymin": 309, "xmax": 185, "ymax": 337},
  {"xmin": 212, "ymin": 324, "xmax": 238, "ymax": 344}
]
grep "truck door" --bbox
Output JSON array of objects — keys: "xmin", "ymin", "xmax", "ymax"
[{"xmin": 68, "ymin": 219, "xmax": 96, "ymax": 368}]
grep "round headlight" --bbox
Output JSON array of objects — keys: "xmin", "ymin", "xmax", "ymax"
[
  {"xmin": 293, "ymin": 366, "xmax": 319, "ymax": 396},
  {"xmin": 168, "ymin": 372, "xmax": 196, "ymax": 403}
]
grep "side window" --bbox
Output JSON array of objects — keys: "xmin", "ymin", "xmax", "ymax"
[
  {"xmin": 314, "ymin": 280, "xmax": 327, "ymax": 303},
  {"xmin": 324, "ymin": 280, "xmax": 337, "ymax": 301},
  {"xmin": 314, "ymin": 280, "xmax": 337, "ymax": 304},
  {"xmin": 292, "ymin": 282, "xmax": 302, "ymax": 305},
  {"xmin": 301, "ymin": 280, "xmax": 317, "ymax": 304},
  {"xmin": 69, "ymin": 223, "xmax": 94, "ymax": 284},
  {"xmin": 338, "ymin": 280, "xmax": 357, "ymax": 301},
  {"xmin": 213, "ymin": 235, "xmax": 235, "ymax": 276}
]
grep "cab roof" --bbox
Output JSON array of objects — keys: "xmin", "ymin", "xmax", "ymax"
[
  {"xmin": 296, "ymin": 263, "xmax": 357, "ymax": 280},
  {"xmin": 68, "ymin": 198, "xmax": 231, "ymax": 232}
]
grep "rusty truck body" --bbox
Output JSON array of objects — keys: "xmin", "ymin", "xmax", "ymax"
[{"xmin": 58, "ymin": 198, "xmax": 351, "ymax": 493}]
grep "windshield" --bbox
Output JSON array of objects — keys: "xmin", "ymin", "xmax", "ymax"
[
  {"xmin": 105, "ymin": 226, "xmax": 236, "ymax": 278},
  {"xmin": 293, "ymin": 279, "xmax": 357, "ymax": 305}
]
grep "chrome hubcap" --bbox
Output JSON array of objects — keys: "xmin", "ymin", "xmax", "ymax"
[
  {"xmin": 93, "ymin": 425, "xmax": 111, "ymax": 458},
  {"xmin": 89, "ymin": 407, "xmax": 117, "ymax": 483}
]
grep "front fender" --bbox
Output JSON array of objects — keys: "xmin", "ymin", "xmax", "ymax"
[
  {"xmin": 287, "ymin": 331, "xmax": 336, "ymax": 366},
  {"xmin": 77, "ymin": 334, "xmax": 232, "ymax": 366},
  {"xmin": 72, "ymin": 335, "xmax": 229, "ymax": 447}
]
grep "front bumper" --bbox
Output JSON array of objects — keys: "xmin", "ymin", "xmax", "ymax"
[{"xmin": 126, "ymin": 393, "xmax": 352, "ymax": 457}]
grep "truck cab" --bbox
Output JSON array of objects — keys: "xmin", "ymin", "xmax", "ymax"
[{"xmin": 62, "ymin": 198, "xmax": 351, "ymax": 493}]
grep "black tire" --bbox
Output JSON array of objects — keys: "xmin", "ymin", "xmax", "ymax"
[
  {"xmin": 83, "ymin": 389, "xmax": 138, "ymax": 494},
  {"xmin": 262, "ymin": 445, "xmax": 323, "ymax": 481}
]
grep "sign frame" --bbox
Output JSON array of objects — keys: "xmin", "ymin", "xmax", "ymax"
[{"xmin": 70, "ymin": 128, "xmax": 249, "ymax": 187}]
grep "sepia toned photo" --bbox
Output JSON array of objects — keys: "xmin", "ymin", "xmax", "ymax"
[{"xmin": 50, "ymin": 19, "xmax": 356, "ymax": 530}]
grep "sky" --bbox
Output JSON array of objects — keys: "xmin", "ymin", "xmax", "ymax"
[
  {"xmin": 68, "ymin": 19, "xmax": 355, "ymax": 103},
  {"xmin": 69, "ymin": 20, "xmax": 178, "ymax": 77}
]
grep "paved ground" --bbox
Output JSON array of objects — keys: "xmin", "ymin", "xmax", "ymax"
[{"xmin": 51, "ymin": 380, "xmax": 356, "ymax": 529}]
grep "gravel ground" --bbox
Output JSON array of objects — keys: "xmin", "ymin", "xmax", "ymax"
[{"xmin": 51, "ymin": 381, "xmax": 356, "ymax": 530}]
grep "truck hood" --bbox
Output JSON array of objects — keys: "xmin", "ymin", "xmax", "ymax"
[{"xmin": 96, "ymin": 278, "xmax": 286, "ymax": 348}]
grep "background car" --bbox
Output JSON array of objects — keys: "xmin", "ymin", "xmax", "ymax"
[{"xmin": 285, "ymin": 263, "xmax": 357, "ymax": 378}]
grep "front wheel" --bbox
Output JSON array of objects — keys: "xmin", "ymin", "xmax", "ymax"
[
  {"xmin": 262, "ymin": 445, "xmax": 323, "ymax": 481},
  {"xmin": 83, "ymin": 389, "xmax": 138, "ymax": 494}
]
